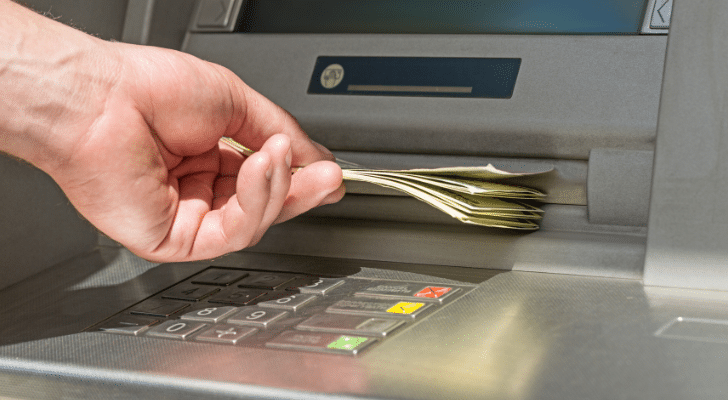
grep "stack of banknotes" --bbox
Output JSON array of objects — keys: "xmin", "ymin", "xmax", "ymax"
[{"xmin": 220, "ymin": 137, "xmax": 545, "ymax": 230}]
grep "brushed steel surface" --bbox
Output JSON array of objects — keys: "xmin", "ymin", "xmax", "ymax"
[
  {"xmin": 1, "ymin": 249, "xmax": 728, "ymax": 399},
  {"xmin": 644, "ymin": 0, "xmax": 728, "ymax": 290},
  {"xmin": 248, "ymin": 217, "xmax": 647, "ymax": 278},
  {"xmin": 183, "ymin": 34, "xmax": 666, "ymax": 160}
]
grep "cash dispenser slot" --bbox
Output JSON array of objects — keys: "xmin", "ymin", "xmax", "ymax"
[
  {"xmin": 314, "ymin": 149, "xmax": 653, "ymax": 229},
  {"xmin": 251, "ymin": 149, "xmax": 651, "ymax": 279},
  {"xmin": 333, "ymin": 152, "xmax": 586, "ymax": 205}
]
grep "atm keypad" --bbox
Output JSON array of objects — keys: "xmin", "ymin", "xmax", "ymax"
[{"xmin": 90, "ymin": 267, "xmax": 472, "ymax": 356}]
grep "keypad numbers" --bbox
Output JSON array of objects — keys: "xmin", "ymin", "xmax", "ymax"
[{"xmin": 90, "ymin": 266, "xmax": 471, "ymax": 356}]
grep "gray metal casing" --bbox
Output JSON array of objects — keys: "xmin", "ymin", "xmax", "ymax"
[
  {"xmin": 180, "ymin": 28, "xmax": 666, "ymax": 272},
  {"xmin": 644, "ymin": 0, "xmax": 728, "ymax": 290},
  {"xmin": 184, "ymin": 34, "xmax": 666, "ymax": 160},
  {"xmin": 11, "ymin": 1, "xmax": 728, "ymax": 400}
]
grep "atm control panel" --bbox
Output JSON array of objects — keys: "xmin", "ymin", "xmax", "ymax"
[{"xmin": 88, "ymin": 266, "xmax": 473, "ymax": 356}]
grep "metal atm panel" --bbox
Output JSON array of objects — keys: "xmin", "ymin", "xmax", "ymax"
[{"xmin": 7, "ymin": 1, "xmax": 728, "ymax": 399}]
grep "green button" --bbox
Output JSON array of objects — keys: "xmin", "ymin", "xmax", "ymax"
[{"xmin": 327, "ymin": 335, "xmax": 369, "ymax": 350}]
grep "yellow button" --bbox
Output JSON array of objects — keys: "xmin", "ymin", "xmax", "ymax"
[{"xmin": 386, "ymin": 302, "xmax": 425, "ymax": 315}]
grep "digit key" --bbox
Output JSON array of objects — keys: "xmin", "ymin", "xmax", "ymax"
[
  {"xmin": 298, "ymin": 278, "xmax": 345, "ymax": 295},
  {"xmin": 208, "ymin": 288, "xmax": 267, "ymax": 306},
  {"xmin": 257, "ymin": 294, "xmax": 317, "ymax": 311},
  {"xmin": 146, "ymin": 320, "xmax": 207, "ymax": 340},
  {"xmin": 237, "ymin": 272, "xmax": 296, "ymax": 290},
  {"xmin": 191, "ymin": 268, "xmax": 248, "ymax": 286},
  {"xmin": 130, "ymin": 299, "xmax": 190, "ymax": 317},
  {"xmin": 228, "ymin": 307, "xmax": 288, "ymax": 328},
  {"xmin": 161, "ymin": 284, "xmax": 219, "ymax": 301},
  {"xmin": 180, "ymin": 306, "xmax": 239, "ymax": 323}
]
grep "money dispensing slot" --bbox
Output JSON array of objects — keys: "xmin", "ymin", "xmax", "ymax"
[{"xmin": 220, "ymin": 137, "xmax": 550, "ymax": 230}]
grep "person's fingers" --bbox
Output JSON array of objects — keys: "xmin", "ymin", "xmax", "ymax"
[
  {"xmin": 218, "ymin": 140, "xmax": 245, "ymax": 175},
  {"xmin": 212, "ymin": 195, "xmax": 232, "ymax": 211},
  {"xmin": 167, "ymin": 147, "xmax": 219, "ymax": 180},
  {"xmin": 213, "ymin": 176, "xmax": 237, "ymax": 199},
  {"xmin": 149, "ymin": 169, "xmax": 216, "ymax": 260},
  {"xmin": 247, "ymin": 134, "xmax": 293, "ymax": 244},
  {"xmin": 122, "ymin": 45, "xmax": 332, "ymax": 167},
  {"xmin": 175, "ymin": 135, "xmax": 292, "ymax": 260},
  {"xmin": 318, "ymin": 182, "xmax": 347, "ymax": 206},
  {"xmin": 218, "ymin": 66, "xmax": 334, "ymax": 166},
  {"xmin": 180, "ymin": 151, "xmax": 273, "ymax": 260},
  {"xmin": 273, "ymin": 160, "xmax": 345, "ymax": 224}
]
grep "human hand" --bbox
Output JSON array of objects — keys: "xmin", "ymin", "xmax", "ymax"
[
  {"xmin": 58, "ymin": 43, "xmax": 344, "ymax": 261},
  {"xmin": 0, "ymin": 1, "xmax": 344, "ymax": 262}
]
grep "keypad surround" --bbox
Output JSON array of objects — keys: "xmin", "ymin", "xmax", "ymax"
[{"xmin": 91, "ymin": 267, "xmax": 472, "ymax": 356}]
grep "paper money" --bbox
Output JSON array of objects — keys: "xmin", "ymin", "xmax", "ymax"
[{"xmin": 219, "ymin": 137, "xmax": 547, "ymax": 230}]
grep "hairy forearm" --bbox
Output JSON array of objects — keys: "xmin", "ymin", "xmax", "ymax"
[{"xmin": 0, "ymin": 0, "xmax": 120, "ymax": 173}]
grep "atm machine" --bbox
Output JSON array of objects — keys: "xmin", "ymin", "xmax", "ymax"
[{"xmin": 4, "ymin": 0, "xmax": 728, "ymax": 398}]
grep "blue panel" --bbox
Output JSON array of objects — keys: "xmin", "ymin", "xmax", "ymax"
[{"xmin": 308, "ymin": 57, "xmax": 521, "ymax": 99}]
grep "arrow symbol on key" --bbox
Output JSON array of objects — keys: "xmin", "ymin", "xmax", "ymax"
[
  {"xmin": 214, "ymin": 0, "xmax": 228, "ymax": 22},
  {"xmin": 657, "ymin": 0, "xmax": 670, "ymax": 23}
]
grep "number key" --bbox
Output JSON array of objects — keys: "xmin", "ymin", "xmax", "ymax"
[
  {"xmin": 130, "ymin": 299, "xmax": 189, "ymax": 317},
  {"xmin": 228, "ymin": 307, "xmax": 288, "ymax": 328},
  {"xmin": 180, "ymin": 306, "xmax": 238, "ymax": 323},
  {"xmin": 191, "ymin": 268, "xmax": 248, "ymax": 286},
  {"xmin": 257, "ymin": 294, "xmax": 317, "ymax": 311},
  {"xmin": 162, "ymin": 284, "xmax": 219, "ymax": 301},
  {"xmin": 299, "ymin": 278, "xmax": 345, "ymax": 295},
  {"xmin": 208, "ymin": 288, "xmax": 267, "ymax": 306},
  {"xmin": 147, "ymin": 320, "xmax": 206, "ymax": 340},
  {"xmin": 237, "ymin": 272, "xmax": 295, "ymax": 290}
]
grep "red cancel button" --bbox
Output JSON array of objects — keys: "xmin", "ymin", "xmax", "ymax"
[{"xmin": 414, "ymin": 287, "xmax": 452, "ymax": 299}]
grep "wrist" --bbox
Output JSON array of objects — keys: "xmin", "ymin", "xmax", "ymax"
[{"xmin": 0, "ymin": 1, "xmax": 122, "ymax": 175}]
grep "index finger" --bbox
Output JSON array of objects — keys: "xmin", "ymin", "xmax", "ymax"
[{"xmin": 219, "ymin": 66, "xmax": 335, "ymax": 167}]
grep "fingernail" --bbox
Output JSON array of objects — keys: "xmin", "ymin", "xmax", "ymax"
[
  {"xmin": 265, "ymin": 164, "xmax": 273, "ymax": 180},
  {"xmin": 285, "ymin": 148, "xmax": 292, "ymax": 168}
]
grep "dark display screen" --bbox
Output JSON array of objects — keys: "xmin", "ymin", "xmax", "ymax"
[{"xmin": 236, "ymin": 0, "xmax": 647, "ymax": 35}]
